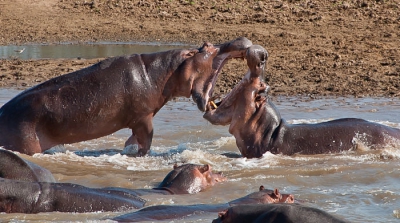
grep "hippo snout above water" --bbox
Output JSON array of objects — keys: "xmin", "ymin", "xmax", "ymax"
[
  {"xmin": 212, "ymin": 203, "xmax": 350, "ymax": 223},
  {"xmin": 156, "ymin": 163, "xmax": 227, "ymax": 194},
  {"xmin": 111, "ymin": 185, "xmax": 295, "ymax": 222}
]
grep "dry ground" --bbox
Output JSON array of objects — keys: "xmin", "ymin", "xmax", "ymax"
[{"xmin": 0, "ymin": 0, "xmax": 399, "ymax": 97}]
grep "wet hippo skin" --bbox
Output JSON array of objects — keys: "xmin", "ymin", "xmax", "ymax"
[
  {"xmin": 0, "ymin": 178, "xmax": 146, "ymax": 213},
  {"xmin": 0, "ymin": 37, "xmax": 252, "ymax": 156},
  {"xmin": 105, "ymin": 163, "xmax": 227, "ymax": 196},
  {"xmin": 204, "ymin": 45, "xmax": 400, "ymax": 158},
  {"xmin": 0, "ymin": 149, "xmax": 144, "ymax": 213},
  {"xmin": 0, "ymin": 163, "xmax": 226, "ymax": 213},
  {"xmin": 112, "ymin": 186, "xmax": 295, "ymax": 222},
  {"xmin": 212, "ymin": 203, "xmax": 349, "ymax": 223},
  {"xmin": 0, "ymin": 150, "xmax": 226, "ymax": 213},
  {"xmin": 0, "ymin": 149, "xmax": 55, "ymax": 182}
]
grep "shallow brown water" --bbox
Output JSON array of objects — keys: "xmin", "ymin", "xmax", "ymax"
[{"xmin": 1, "ymin": 89, "xmax": 399, "ymax": 222}]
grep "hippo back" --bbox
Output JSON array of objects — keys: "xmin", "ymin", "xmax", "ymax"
[{"xmin": 0, "ymin": 149, "xmax": 56, "ymax": 182}]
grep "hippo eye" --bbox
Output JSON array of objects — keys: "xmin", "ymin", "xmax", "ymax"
[{"xmin": 255, "ymin": 95, "xmax": 262, "ymax": 101}]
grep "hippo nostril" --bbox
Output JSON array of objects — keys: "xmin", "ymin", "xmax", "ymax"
[{"xmin": 203, "ymin": 42, "xmax": 213, "ymax": 48}]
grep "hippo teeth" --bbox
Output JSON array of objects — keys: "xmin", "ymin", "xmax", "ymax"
[{"xmin": 210, "ymin": 101, "xmax": 218, "ymax": 109}]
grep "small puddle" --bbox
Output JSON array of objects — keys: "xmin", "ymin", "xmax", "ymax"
[{"xmin": 0, "ymin": 42, "xmax": 194, "ymax": 59}]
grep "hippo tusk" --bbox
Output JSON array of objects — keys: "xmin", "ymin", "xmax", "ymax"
[{"xmin": 210, "ymin": 101, "xmax": 218, "ymax": 109}]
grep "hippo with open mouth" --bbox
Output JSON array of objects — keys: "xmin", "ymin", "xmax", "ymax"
[
  {"xmin": 0, "ymin": 37, "xmax": 252, "ymax": 156},
  {"xmin": 204, "ymin": 45, "xmax": 400, "ymax": 158}
]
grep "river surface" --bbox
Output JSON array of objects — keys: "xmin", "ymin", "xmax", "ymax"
[
  {"xmin": 0, "ymin": 42, "xmax": 193, "ymax": 59},
  {"xmin": 0, "ymin": 88, "xmax": 399, "ymax": 222}
]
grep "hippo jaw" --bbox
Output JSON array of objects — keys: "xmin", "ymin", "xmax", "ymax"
[
  {"xmin": 191, "ymin": 50, "xmax": 249, "ymax": 112},
  {"xmin": 202, "ymin": 74, "xmax": 249, "ymax": 125},
  {"xmin": 204, "ymin": 81, "xmax": 274, "ymax": 158},
  {"xmin": 192, "ymin": 37, "xmax": 252, "ymax": 112},
  {"xmin": 186, "ymin": 42, "xmax": 219, "ymax": 112},
  {"xmin": 203, "ymin": 44, "xmax": 268, "ymax": 123},
  {"xmin": 203, "ymin": 73, "xmax": 268, "ymax": 126}
]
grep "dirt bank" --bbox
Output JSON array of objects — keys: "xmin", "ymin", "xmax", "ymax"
[{"xmin": 0, "ymin": 0, "xmax": 399, "ymax": 96}]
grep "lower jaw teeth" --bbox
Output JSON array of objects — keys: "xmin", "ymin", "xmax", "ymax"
[{"xmin": 210, "ymin": 101, "xmax": 218, "ymax": 109}]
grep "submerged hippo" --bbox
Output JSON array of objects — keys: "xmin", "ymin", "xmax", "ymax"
[
  {"xmin": 0, "ymin": 150, "xmax": 226, "ymax": 213},
  {"xmin": 228, "ymin": 185, "xmax": 294, "ymax": 206},
  {"xmin": 204, "ymin": 45, "xmax": 400, "ymax": 158},
  {"xmin": 0, "ymin": 38, "xmax": 252, "ymax": 156},
  {"xmin": 0, "ymin": 178, "xmax": 147, "ymax": 213},
  {"xmin": 0, "ymin": 149, "xmax": 55, "ymax": 182},
  {"xmin": 106, "ymin": 163, "xmax": 227, "ymax": 196},
  {"xmin": 112, "ymin": 186, "xmax": 295, "ymax": 222},
  {"xmin": 212, "ymin": 204, "xmax": 349, "ymax": 223}
]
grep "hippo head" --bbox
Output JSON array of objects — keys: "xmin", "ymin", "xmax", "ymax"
[
  {"xmin": 177, "ymin": 37, "xmax": 252, "ymax": 112},
  {"xmin": 155, "ymin": 163, "xmax": 227, "ymax": 194},
  {"xmin": 228, "ymin": 185, "xmax": 295, "ymax": 206},
  {"xmin": 203, "ymin": 45, "xmax": 280, "ymax": 158}
]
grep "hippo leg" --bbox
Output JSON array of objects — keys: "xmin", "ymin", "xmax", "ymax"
[
  {"xmin": 124, "ymin": 135, "xmax": 138, "ymax": 148},
  {"xmin": 19, "ymin": 130, "xmax": 43, "ymax": 155},
  {"xmin": 122, "ymin": 135, "xmax": 141, "ymax": 156},
  {"xmin": 129, "ymin": 114, "xmax": 154, "ymax": 156}
]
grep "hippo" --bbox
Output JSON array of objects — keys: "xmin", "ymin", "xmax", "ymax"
[
  {"xmin": 0, "ymin": 149, "xmax": 55, "ymax": 182},
  {"xmin": 0, "ymin": 37, "xmax": 252, "ymax": 156},
  {"xmin": 212, "ymin": 204, "xmax": 349, "ymax": 223},
  {"xmin": 0, "ymin": 178, "xmax": 147, "ymax": 213},
  {"xmin": 204, "ymin": 45, "xmax": 400, "ymax": 158},
  {"xmin": 0, "ymin": 151, "xmax": 226, "ymax": 213},
  {"xmin": 228, "ymin": 185, "xmax": 294, "ymax": 206},
  {"xmin": 112, "ymin": 186, "xmax": 295, "ymax": 222},
  {"xmin": 105, "ymin": 163, "xmax": 227, "ymax": 196}
]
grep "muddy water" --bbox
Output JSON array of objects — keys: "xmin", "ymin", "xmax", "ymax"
[
  {"xmin": 0, "ymin": 89, "xmax": 399, "ymax": 223},
  {"xmin": 0, "ymin": 42, "xmax": 193, "ymax": 60}
]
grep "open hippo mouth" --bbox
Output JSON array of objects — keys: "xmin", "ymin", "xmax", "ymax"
[
  {"xmin": 206, "ymin": 44, "xmax": 269, "ymax": 112},
  {"xmin": 199, "ymin": 37, "xmax": 252, "ymax": 111},
  {"xmin": 207, "ymin": 82, "xmax": 270, "ymax": 112}
]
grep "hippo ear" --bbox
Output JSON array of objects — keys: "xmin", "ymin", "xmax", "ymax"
[
  {"xmin": 183, "ymin": 49, "xmax": 198, "ymax": 58},
  {"xmin": 218, "ymin": 210, "xmax": 228, "ymax": 219},
  {"xmin": 259, "ymin": 185, "xmax": 265, "ymax": 191},
  {"xmin": 287, "ymin": 194, "xmax": 295, "ymax": 203},
  {"xmin": 173, "ymin": 163, "xmax": 178, "ymax": 169},
  {"xmin": 274, "ymin": 188, "xmax": 280, "ymax": 197}
]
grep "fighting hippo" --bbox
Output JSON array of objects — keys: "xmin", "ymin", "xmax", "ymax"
[
  {"xmin": 0, "ymin": 37, "xmax": 252, "ymax": 156},
  {"xmin": 0, "ymin": 151, "xmax": 226, "ymax": 213},
  {"xmin": 112, "ymin": 186, "xmax": 295, "ymax": 222},
  {"xmin": 204, "ymin": 45, "xmax": 400, "ymax": 158},
  {"xmin": 212, "ymin": 204, "xmax": 349, "ymax": 223}
]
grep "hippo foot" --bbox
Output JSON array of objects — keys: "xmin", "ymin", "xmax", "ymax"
[
  {"xmin": 43, "ymin": 145, "xmax": 67, "ymax": 155},
  {"xmin": 121, "ymin": 144, "xmax": 140, "ymax": 157}
]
